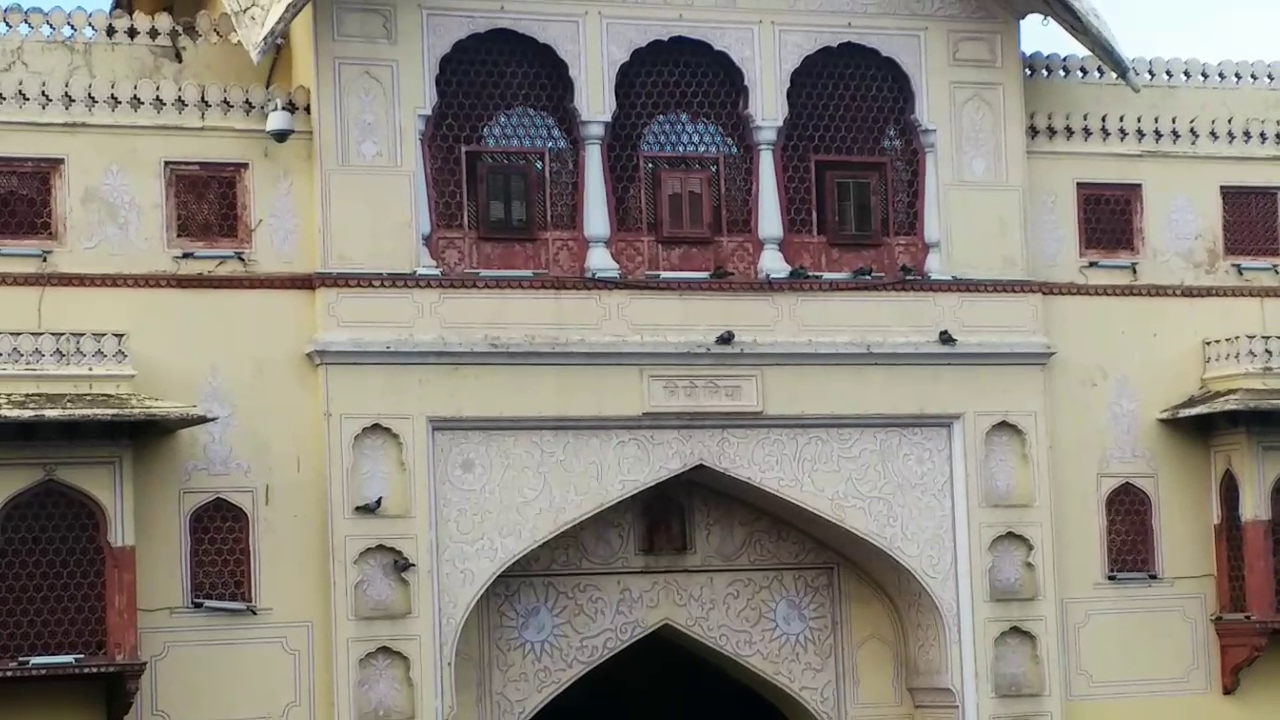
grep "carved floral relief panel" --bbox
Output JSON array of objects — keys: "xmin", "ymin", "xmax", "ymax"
[
  {"xmin": 337, "ymin": 60, "xmax": 400, "ymax": 168},
  {"xmin": 356, "ymin": 646, "xmax": 416, "ymax": 720},
  {"xmin": 951, "ymin": 84, "xmax": 1006, "ymax": 184},
  {"xmin": 432, "ymin": 425, "xmax": 958, "ymax": 714},
  {"xmin": 346, "ymin": 421, "xmax": 412, "ymax": 517},
  {"xmin": 485, "ymin": 569, "xmax": 838, "ymax": 720}
]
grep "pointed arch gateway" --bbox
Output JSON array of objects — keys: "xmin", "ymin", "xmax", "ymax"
[{"xmin": 432, "ymin": 421, "xmax": 965, "ymax": 719}]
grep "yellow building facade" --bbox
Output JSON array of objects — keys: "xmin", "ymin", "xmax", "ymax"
[{"xmin": 0, "ymin": 1, "xmax": 1278, "ymax": 720}]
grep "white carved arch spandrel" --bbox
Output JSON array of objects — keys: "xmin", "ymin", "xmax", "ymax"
[
  {"xmin": 603, "ymin": 20, "xmax": 762, "ymax": 120},
  {"xmin": 776, "ymin": 27, "xmax": 925, "ymax": 121},
  {"xmin": 423, "ymin": 11, "xmax": 587, "ymax": 113},
  {"xmin": 432, "ymin": 425, "xmax": 959, "ymax": 716}
]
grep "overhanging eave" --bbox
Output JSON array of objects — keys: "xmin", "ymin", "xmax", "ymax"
[
  {"xmin": 0, "ymin": 392, "xmax": 216, "ymax": 435},
  {"xmin": 1157, "ymin": 388, "xmax": 1280, "ymax": 421}
]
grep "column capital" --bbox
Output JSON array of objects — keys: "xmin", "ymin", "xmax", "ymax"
[
  {"xmin": 752, "ymin": 121, "xmax": 783, "ymax": 147},
  {"xmin": 580, "ymin": 119, "xmax": 609, "ymax": 143}
]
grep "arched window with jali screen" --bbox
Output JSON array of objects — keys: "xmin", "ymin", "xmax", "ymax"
[
  {"xmin": 1220, "ymin": 470, "xmax": 1247, "ymax": 614},
  {"xmin": 1103, "ymin": 482, "xmax": 1157, "ymax": 579},
  {"xmin": 188, "ymin": 497, "xmax": 254, "ymax": 605},
  {"xmin": 0, "ymin": 480, "xmax": 110, "ymax": 660},
  {"xmin": 606, "ymin": 37, "xmax": 756, "ymax": 278},
  {"xmin": 779, "ymin": 42, "xmax": 923, "ymax": 276},
  {"xmin": 425, "ymin": 29, "xmax": 581, "ymax": 275}
]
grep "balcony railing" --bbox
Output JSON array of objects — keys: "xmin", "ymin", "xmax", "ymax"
[{"xmin": 1203, "ymin": 335, "xmax": 1280, "ymax": 378}]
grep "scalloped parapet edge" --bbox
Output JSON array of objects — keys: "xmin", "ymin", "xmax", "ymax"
[
  {"xmin": 0, "ymin": 6, "xmax": 242, "ymax": 46},
  {"xmin": 1025, "ymin": 52, "xmax": 1280, "ymax": 89}
]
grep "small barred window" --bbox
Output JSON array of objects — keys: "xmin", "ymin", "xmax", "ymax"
[
  {"xmin": 0, "ymin": 158, "xmax": 61, "ymax": 245},
  {"xmin": 1221, "ymin": 187, "xmax": 1280, "ymax": 258},
  {"xmin": 1077, "ymin": 183, "xmax": 1142, "ymax": 256},
  {"xmin": 188, "ymin": 498, "xmax": 253, "ymax": 605},
  {"xmin": 1103, "ymin": 482, "xmax": 1156, "ymax": 577},
  {"xmin": 165, "ymin": 162, "xmax": 250, "ymax": 249}
]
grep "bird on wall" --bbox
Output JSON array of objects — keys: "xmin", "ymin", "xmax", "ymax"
[
  {"xmin": 900, "ymin": 264, "xmax": 919, "ymax": 278},
  {"xmin": 788, "ymin": 266, "xmax": 815, "ymax": 280},
  {"xmin": 715, "ymin": 331, "xmax": 736, "ymax": 346},
  {"xmin": 353, "ymin": 496, "xmax": 383, "ymax": 515},
  {"xmin": 938, "ymin": 330, "xmax": 958, "ymax": 346},
  {"xmin": 392, "ymin": 558, "xmax": 416, "ymax": 574},
  {"xmin": 710, "ymin": 266, "xmax": 735, "ymax": 279},
  {"xmin": 851, "ymin": 265, "xmax": 874, "ymax": 278}
]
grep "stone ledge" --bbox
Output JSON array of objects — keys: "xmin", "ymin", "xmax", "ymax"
[{"xmin": 307, "ymin": 334, "xmax": 1054, "ymax": 366}]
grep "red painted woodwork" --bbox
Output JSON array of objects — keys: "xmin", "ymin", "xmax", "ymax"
[
  {"xmin": 1211, "ymin": 472, "xmax": 1279, "ymax": 694},
  {"xmin": 779, "ymin": 42, "xmax": 924, "ymax": 276},
  {"xmin": 425, "ymin": 29, "xmax": 584, "ymax": 275},
  {"xmin": 0, "ymin": 479, "xmax": 143, "ymax": 717},
  {"xmin": 656, "ymin": 168, "xmax": 714, "ymax": 240},
  {"xmin": 1215, "ymin": 619, "xmax": 1272, "ymax": 694},
  {"xmin": 606, "ymin": 37, "xmax": 758, "ymax": 278},
  {"xmin": 820, "ymin": 164, "xmax": 884, "ymax": 245},
  {"xmin": 1272, "ymin": 482, "xmax": 1280, "ymax": 613}
]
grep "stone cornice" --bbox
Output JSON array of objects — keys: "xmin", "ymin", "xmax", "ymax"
[
  {"xmin": 2, "ymin": 272, "xmax": 1280, "ymax": 297},
  {"xmin": 307, "ymin": 335, "xmax": 1054, "ymax": 366}
]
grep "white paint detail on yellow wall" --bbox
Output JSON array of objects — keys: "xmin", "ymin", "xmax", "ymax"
[
  {"xmin": 81, "ymin": 164, "xmax": 144, "ymax": 255},
  {"xmin": 1101, "ymin": 374, "xmax": 1154, "ymax": 471},
  {"xmin": 183, "ymin": 366, "xmax": 251, "ymax": 481},
  {"xmin": 267, "ymin": 171, "xmax": 301, "ymax": 262}
]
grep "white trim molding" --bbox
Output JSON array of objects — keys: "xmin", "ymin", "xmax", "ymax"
[{"xmin": 307, "ymin": 335, "xmax": 1054, "ymax": 366}]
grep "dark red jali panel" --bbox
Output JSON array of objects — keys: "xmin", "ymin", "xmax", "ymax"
[
  {"xmin": 425, "ymin": 29, "xmax": 583, "ymax": 275},
  {"xmin": 779, "ymin": 43, "xmax": 924, "ymax": 276},
  {"xmin": 1271, "ymin": 482, "xmax": 1280, "ymax": 612},
  {"xmin": 1103, "ymin": 482, "xmax": 1155, "ymax": 575},
  {"xmin": 1221, "ymin": 471, "xmax": 1247, "ymax": 614},
  {"xmin": 607, "ymin": 37, "xmax": 758, "ymax": 278},
  {"xmin": 188, "ymin": 498, "xmax": 253, "ymax": 604},
  {"xmin": 0, "ymin": 481, "xmax": 108, "ymax": 659}
]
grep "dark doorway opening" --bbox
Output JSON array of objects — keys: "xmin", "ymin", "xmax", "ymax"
[{"xmin": 532, "ymin": 630, "xmax": 791, "ymax": 720}]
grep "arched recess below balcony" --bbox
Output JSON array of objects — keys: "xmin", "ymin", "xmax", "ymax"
[{"xmin": 430, "ymin": 422, "xmax": 966, "ymax": 720}]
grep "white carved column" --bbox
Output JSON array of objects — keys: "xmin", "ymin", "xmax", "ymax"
[
  {"xmin": 753, "ymin": 122, "xmax": 790, "ymax": 278},
  {"xmin": 580, "ymin": 119, "xmax": 621, "ymax": 278},
  {"xmin": 414, "ymin": 112, "xmax": 442, "ymax": 276},
  {"xmin": 917, "ymin": 121, "xmax": 948, "ymax": 279}
]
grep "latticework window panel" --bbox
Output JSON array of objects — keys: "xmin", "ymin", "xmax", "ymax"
[
  {"xmin": 0, "ymin": 481, "xmax": 108, "ymax": 660},
  {"xmin": 0, "ymin": 159, "xmax": 60, "ymax": 244},
  {"xmin": 165, "ymin": 162, "xmax": 250, "ymax": 249},
  {"xmin": 778, "ymin": 43, "xmax": 924, "ymax": 276},
  {"xmin": 1222, "ymin": 187, "xmax": 1280, "ymax": 258},
  {"xmin": 1272, "ymin": 482, "xmax": 1280, "ymax": 613},
  {"xmin": 1221, "ymin": 471, "xmax": 1248, "ymax": 614},
  {"xmin": 425, "ymin": 29, "xmax": 581, "ymax": 275},
  {"xmin": 188, "ymin": 498, "xmax": 253, "ymax": 604},
  {"xmin": 606, "ymin": 38, "xmax": 757, "ymax": 277},
  {"xmin": 1077, "ymin": 183, "xmax": 1142, "ymax": 255},
  {"xmin": 1103, "ymin": 482, "xmax": 1156, "ymax": 575}
]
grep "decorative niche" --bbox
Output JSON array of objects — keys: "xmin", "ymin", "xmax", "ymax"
[
  {"xmin": 992, "ymin": 626, "xmax": 1046, "ymax": 697},
  {"xmin": 353, "ymin": 544, "xmax": 414, "ymax": 619},
  {"xmin": 356, "ymin": 646, "xmax": 416, "ymax": 720},
  {"xmin": 349, "ymin": 423, "xmax": 410, "ymax": 517},
  {"xmin": 987, "ymin": 532, "xmax": 1038, "ymax": 601},
  {"xmin": 982, "ymin": 421, "xmax": 1035, "ymax": 507}
]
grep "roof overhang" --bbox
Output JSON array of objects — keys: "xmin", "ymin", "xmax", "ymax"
[
  {"xmin": 0, "ymin": 659, "xmax": 147, "ymax": 720},
  {"xmin": 1157, "ymin": 388, "xmax": 1280, "ymax": 421},
  {"xmin": 0, "ymin": 392, "xmax": 216, "ymax": 435},
  {"xmin": 229, "ymin": 0, "xmax": 1140, "ymax": 93}
]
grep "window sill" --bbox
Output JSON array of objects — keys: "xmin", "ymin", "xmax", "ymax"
[
  {"xmin": 476, "ymin": 232, "xmax": 539, "ymax": 241},
  {"xmin": 0, "ymin": 245, "xmax": 55, "ymax": 257},
  {"xmin": 824, "ymin": 235, "xmax": 884, "ymax": 247},
  {"xmin": 1232, "ymin": 260, "xmax": 1280, "ymax": 274},
  {"xmin": 465, "ymin": 269, "xmax": 545, "ymax": 279},
  {"xmin": 171, "ymin": 248, "xmax": 250, "ymax": 260},
  {"xmin": 645, "ymin": 271, "xmax": 711, "ymax": 281},
  {"xmin": 1091, "ymin": 578, "xmax": 1173, "ymax": 590},
  {"xmin": 168, "ymin": 605, "xmax": 272, "ymax": 618},
  {"xmin": 815, "ymin": 271, "xmax": 885, "ymax": 281},
  {"xmin": 656, "ymin": 234, "xmax": 715, "ymax": 243}
]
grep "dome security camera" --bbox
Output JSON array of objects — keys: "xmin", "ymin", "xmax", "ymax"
[{"xmin": 266, "ymin": 99, "xmax": 295, "ymax": 144}]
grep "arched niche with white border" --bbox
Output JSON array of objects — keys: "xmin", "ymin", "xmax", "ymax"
[
  {"xmin": 981, "ymin": 421, "xmax": 1035, "ymax": 507},
  {"xmin": 986, "ymin": 532, "xmax": 1038, "ymax": 601},
  {"xmin": 348, "ymin": 423, "xmax": 410, "ymax": 517},
  {"xmin": 991, "ymin": 625, "xmax": 1045, "ymax": 697},
  {"xmin": 356, "ymin": 646, "xmax": 416, "ymax": 720},
  {"xmin": 352, "ymin": 544, "xmax": 414, "ymax": 619}
]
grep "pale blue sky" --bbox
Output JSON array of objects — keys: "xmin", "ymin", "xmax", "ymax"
[{"xmin": 1021, "ymin": 0, "xmax": 1273, "ymax": 61}]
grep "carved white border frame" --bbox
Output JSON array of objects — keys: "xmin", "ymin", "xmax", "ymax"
[
  {"xmin": 422, "ymin": 11, "xmax": 588, "ymax": 114},
  {"xmin": 427, "ymin": 418, "xmax": 980, "ymax": 720},
  {"xmin": 602, "ymin": 19, "xmax": 763, "ymax": 120},
  {"xmin": 774, "ymin": 26, "xmax": 927, "ymax": 122},
  {"xmin": 177, "ymin": 488, "xmax": 263, "ymax": 612}
]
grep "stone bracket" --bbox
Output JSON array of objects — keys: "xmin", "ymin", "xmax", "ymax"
[{"xmin": 1214, "ymin": 618, "xmax": 1274, "ymax": 694}]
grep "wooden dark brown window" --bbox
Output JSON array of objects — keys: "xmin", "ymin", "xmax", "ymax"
[
  {"xmin": 0, "ymin": 158, "xmax": 62, "ymax": 246},
  {"xmin": 1222, "ymin": 187, "xmax": 1280, "ymax": 258},
  {"xmin": 165, "ymin": 161, "xmax": 250, "ymax": 250},
  {"xmin": 823, "ymin": 169, "xmax": 881, "ymax": 243},
  {"xmin": 1077, "ymin": 182, "xmax": 1142, "ymax": 256},
  {"xmin": 656, "ymin": 168, "xmax": 713, "ymax": 240},
  {"xmin": 188, "ymin": 498, "xmax": 253, "ymax": 605},
  {"xmin": 476, "ymin": 162, "xmax": 537, "ymax": 238}
]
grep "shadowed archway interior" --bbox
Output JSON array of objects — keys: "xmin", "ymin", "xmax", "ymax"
[{"xmin": 531, "ymin": 628, "xmax": 793, "ymax": 720}]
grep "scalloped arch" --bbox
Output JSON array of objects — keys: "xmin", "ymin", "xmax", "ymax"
[{"xmin": 777, "ymin": 29, "xmax": 925, "ymax": 122}]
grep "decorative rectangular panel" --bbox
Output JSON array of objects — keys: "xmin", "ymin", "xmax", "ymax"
[
  {"xmin": 641, "ymin": 369, "xmax": 764, "ymax": 413},
  {"xmin": 335, "ymin": 60, "xmax": 401, "ymax": 168}
]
